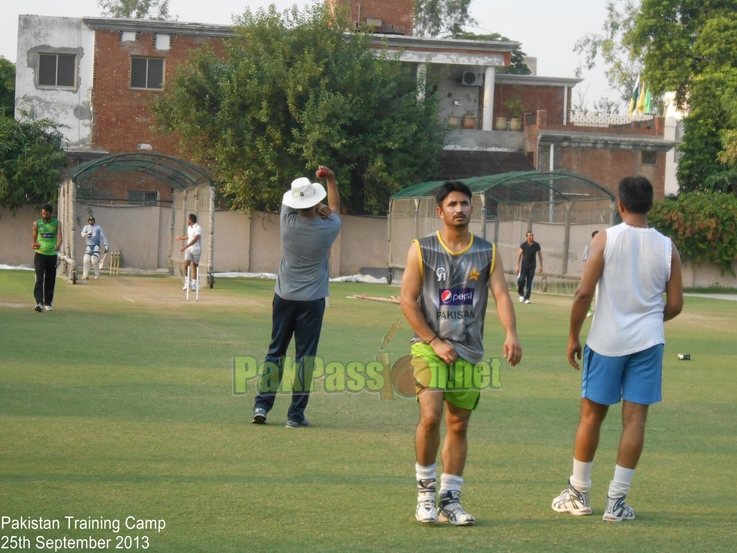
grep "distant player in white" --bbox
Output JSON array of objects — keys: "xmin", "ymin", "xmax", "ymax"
[
  {"xmin": 81, "ymin": 216, "xmax": 109, "ymax": 280},
  {"xmin": 177, "ymin": 214, "xmax": 202, "ymax": 291}
]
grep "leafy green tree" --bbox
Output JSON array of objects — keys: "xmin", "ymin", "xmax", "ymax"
[
  {"xmin": 452, "ymin": 32, "xmax": 530, "ymax": 75},
  {"xmin": 152, "ymin": 4, "xmax": 446, "ymax": 215},
  {"xmin": 0, "ymin": 56, "xmax": 15, "ymax": 117},
  {"xmin": 629, "ymin": 1, "xmax": 737, "ymax": 192},
  {"xmin": 574, "ymin": 0, "xmax": 642, "ymax": 107},
  {"xmin": 414, "ymin": 0, "xmax": 476, "ymax": 38},
  {"xmin": 0, "ymin": 115, "xmax": 68, "ymax": 212},
  {"xmin": 98, "ymin": 0, "xmax": 173, "ymax": 20},
  {"xmin": 650, "ymin": 192, "xmax": 737, "ymax": 275}
]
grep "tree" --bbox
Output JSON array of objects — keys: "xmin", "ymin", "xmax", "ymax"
[
  {"xmin": 0, "ymin": 56, "xmax": 14, "ymax": 117},
  {"xmin": 98, "ymin": 0, "xmax": 173, "ymax": 20},
  {"xmin": 452, "ymin": 32, "xmax": 530, "ymax": 75},
  {"xmin": 151, "ymin": 4, "xmax": 446, "ymax": 215},
  {"xmin": 629, "ymin": 1, "xmax": 737, "ymax": 192},
  {"xmin": 574, "ymin": 0, "xmax": 642, "ymax": 108},
  {"xmin": 0, "ymin": 115, "xmax": 68, "ymax": 212},
  {"xmin": 414, "ymin": 0, "xmax": 476, "ymax": 38}
]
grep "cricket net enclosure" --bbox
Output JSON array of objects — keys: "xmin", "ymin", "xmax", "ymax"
[
  {"xmin": 388, "ymin": 171, "xmax": 616, "ymax": 293},
  {"xmin": 169, "ymin": 184, "xmax": 216, "ymax": 284},
  {"xmin": 57, "ymin": 152, "xmax": 216, "ymax": 282}
]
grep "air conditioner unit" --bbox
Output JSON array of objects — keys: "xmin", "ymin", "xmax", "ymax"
[{"xmin": 462, "ymin": 71, "xmax": 484, "ymax": 86}]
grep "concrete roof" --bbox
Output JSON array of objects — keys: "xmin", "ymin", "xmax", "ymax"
[
  {"xmin": 538, "ymin": 130, "xmax": 676, "ymax": 152},
  {"xmin": 496, "ymin": 74, "xmax": 583, "ymax": 88}
]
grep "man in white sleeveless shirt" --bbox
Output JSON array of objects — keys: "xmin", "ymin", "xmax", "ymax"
[{"xmin": 552, "ymin": 176, "xmax": 683, "ymax": 522}]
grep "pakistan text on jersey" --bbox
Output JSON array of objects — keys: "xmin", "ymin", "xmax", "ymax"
[{"xmin": 437, "ymin": 310, "xmax": 475, "ymax": 320}]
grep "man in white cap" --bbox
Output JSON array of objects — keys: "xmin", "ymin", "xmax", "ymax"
[{"xmin": 252, "ymin": 165, "xmax": 341, "ymax": 428}]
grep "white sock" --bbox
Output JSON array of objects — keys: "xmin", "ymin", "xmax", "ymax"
[
  {"xmin": 440, "ymin": 473, "xmax": 463, "ymax": 495},
  {"xmin": 570, "ymin": 459, "xmax": 593, "ymax": 492},
  {"xmin": 608, "ymin": 465, "xmax": 635, "ymax": 499},
  {"xmin": 415, "ymin": 462, "xmax": 436, "ymax": 482}
]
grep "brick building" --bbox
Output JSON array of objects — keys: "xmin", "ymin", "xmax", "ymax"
[{"xmin": 15, "ymin": 1, "xmax": 673, "ymax": 203}]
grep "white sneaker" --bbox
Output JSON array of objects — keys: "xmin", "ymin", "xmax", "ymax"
[
  {"xmin": 183, "ymin": 282, "xmax": 188, "ymax": 290},
  {"xmin": 552, "ymin": 481, "xmax": 592, "ymax": 515},
  {"xmin": 44, "ymin": 304, "xmax": 53, "ymax": 311},
  {"xmin": 519, "ymin": 296, "xmax": 524, "ymax": 302},
  {"xmin": 415, "ymin": 479, "xmax": 438, "ymax": 523},
  {"xmin": 525, "ymin": 299, "xmax": 531, "ymax": 304},
  {"xmin": 191, "ymin": 281, "xmax": 198, "ymax": 291},
  {"xmin": 603, "ymin": 495, "xmax": 635, "ymax": 522},
  {"xmin": 437, "ymin": 490, "xmax": 475, "ymax": 526}
]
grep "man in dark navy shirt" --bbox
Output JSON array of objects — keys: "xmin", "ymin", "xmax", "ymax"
[{"xmin": 515, "ymin": 231, "xmax": 543, "ymax": 304}]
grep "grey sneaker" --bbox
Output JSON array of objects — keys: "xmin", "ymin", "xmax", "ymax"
[
  {"xmin": 603, "ymin": 495, "xmax": 635, "ymax": 522},
  {"xmin": 35, "ymin": 303, "xmax": 44, "ymax": 312},
  {"xmin": 252, "ymin": 407, "xmax": 267, "ymax": 424},
  {"xmin": 415, "ymin": 478, "xmax": 438, "ymax": 523},
  {"xmin": 552, "ymin": 480, "xmax": 592, "ymax": 515},
  {"xmin": 438, "ymin": 490, "xmax": 475, "ymax": 526},
  {"xmin": 285, "ymin": 416, "xmax": 310, "ymax": 428}
]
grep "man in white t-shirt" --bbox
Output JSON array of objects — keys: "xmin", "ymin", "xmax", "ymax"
[
  {"xmin": 177, "ymin": 213, "xmax": 202, "ymax": 291},
  {"xmin": 552, "ymin": 176, "xmax": 683, "ymax": 522}
]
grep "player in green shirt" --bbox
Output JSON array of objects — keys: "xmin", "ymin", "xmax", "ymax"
[{"xmin": 31, "ymin": 204, "xmax": 62, "ymax": 312}]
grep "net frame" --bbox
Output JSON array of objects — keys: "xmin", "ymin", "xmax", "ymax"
[
  {"xmin": 170, "ymin": 184, "xmax": 216, "ymax": 281},
  {"xmin": 388, "ymin": 172, "xmax": 616, "ymax": 284},
  {"xmin": 57, "ymin": 178, "xmax": 78, "ymax": 282}
]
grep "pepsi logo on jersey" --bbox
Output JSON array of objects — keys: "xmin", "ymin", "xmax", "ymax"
[{"xmin": 439, "ymin": 288, "xmax": 474, "ymax": 305}]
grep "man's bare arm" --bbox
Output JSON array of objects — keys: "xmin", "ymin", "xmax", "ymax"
[
  {"xmin": 489, "ymin": 251, "xmax": 522, "ymax": 366},
  {"xmin": 515, "ymin": 248, "xmax": 523, "ymax": 272},
  {"xmin": 400, "ymin": 242, "xmax": 458, "ymax": 365},
  {"xmin": 568, "ymin": 230, "xmax": 606, "ymax": 369},
  {"xmin": 317, "ymin": 166, "xmax": 340, "ymax": 215},
  {"xmin": 664, "ymin": 241, "xmax": 683, "ymax": 322}
]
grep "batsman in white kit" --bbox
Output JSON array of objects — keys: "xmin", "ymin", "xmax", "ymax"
[
  {"xmin": 81, "ymin": 216, "xmax": 109, "ymax": 279},
  {"xmin": 177, "ymin": 213, "xmax": 202, "ymax": 296}
]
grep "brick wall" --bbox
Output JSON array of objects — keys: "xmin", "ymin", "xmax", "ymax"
[
  {"xmin": 78, "ymin": 171, "xmax": 173, "ymax": 203},
  {"xmin": 91, "ymin": 30, "xmax": 225, "ymax": 154},
  {"xmin": 554, "ymin": 148, "xmax": 666, "ymax": 201},
  {"xmin": 495, "ymin": 84, "xmax": 568, "ymax": 124},
  {"xmin": 330, "ymin": 0, "xmax": 415, "ymax": 35},
  {"xmin": 529, "ymin": 110, "xmax": 668, "ymax": 200}
]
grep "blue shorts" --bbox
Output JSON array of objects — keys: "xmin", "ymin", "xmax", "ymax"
[{"xmin": 581, "ymin": 344, "xmax": 664, "ymax": 406}]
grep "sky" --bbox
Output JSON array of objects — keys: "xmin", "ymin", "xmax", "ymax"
[{"xmin": 1, "ymin": 0, "xmax": 614, "ymax": 108}]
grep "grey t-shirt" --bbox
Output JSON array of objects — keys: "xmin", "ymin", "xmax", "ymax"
[{"xmin": 274, "ymin": 204, "xmax": 342, "ymax": 301}]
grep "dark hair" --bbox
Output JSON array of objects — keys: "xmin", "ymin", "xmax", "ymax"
[
  {"xmin": 435, "ymin": 180, "xmax": 472, "ymax": 206},
  {"xmin": 618, "ymin": 176, "xmax": 653, "ymax": 214},
  {"xmin": 591, "ymin": 230, "xmax": 599, "ymax": 238},
  {"xmin": 42, "ymin": 203, "xmax": 53, "ymax": 213},
  {"xmin": 88, "ymin": 216, "xmax": 95, "ymax": 221},
  {"xmin": 189, "ymin": 213, "xmax": 197, "ymax": 224}
]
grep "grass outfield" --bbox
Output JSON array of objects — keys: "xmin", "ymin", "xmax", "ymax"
[{"xmin": 1, "ymin": 269, "xmax": 735, "ymax": 552}]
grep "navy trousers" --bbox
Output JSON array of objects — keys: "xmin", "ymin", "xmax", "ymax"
[
  {"xmin": 254, "ymin": 294, "xmax": 326, "ymax": 421},
  {"xmin": 34, "ymin": 253, "xmax": 58, "ymax": 306},
  {"xmin": 517, "ymin": 266, "xmax": 536, "ymax": 301}
]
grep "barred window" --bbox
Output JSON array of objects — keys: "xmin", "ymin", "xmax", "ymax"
[
  {"xmin": 127, "ymin": 190, "xmax": 159, "ymax": 203},
  {"xmin": 38, "ymin": 53, "xmax": 76, "ymax": 88},
  {"xmin": 131, "ymin": 57, "xmax": 164, "ymax": 89},
  {"xmin": 641, "ymin": 151, "xmax": 657, "ymax": 165}
]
